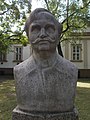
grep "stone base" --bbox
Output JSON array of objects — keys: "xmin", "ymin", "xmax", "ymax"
[{"xmin": 12, "ymin": 106, "xmax": 79, "ymax": 120}]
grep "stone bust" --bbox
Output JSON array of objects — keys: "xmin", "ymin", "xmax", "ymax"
[{"xmin": 14, "ymin": 8, "xmax": 78, "ymax": 113}]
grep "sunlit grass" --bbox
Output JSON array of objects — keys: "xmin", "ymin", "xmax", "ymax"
[
  {"xmin": 0, "ymin": 79, "xmax": 90, "ymax": 120},
  {"xmin": 77, "ymin": 82, "xmax": 90, "ymax": 88}
]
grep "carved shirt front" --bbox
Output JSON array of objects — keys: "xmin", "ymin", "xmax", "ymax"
[{"xmin": 14, "ymin": 54, "xmax": 78, "ymax": 112}]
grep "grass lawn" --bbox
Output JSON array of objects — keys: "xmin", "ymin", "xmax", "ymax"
[
  {"xmin": 0, "ymin": 79, "xmax": 16, "ymax": 120},
  {"xmin": 76, "ymin": 79, "xmax": 90, "ymax": 120},
  {"xmin": 0, "ymin": 78, "xmax": 90, "ymax": 120}
]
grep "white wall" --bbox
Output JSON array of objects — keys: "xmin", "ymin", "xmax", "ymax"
[
  {"xmin": 0, "ymin": 44, "xmax": 31, "ymax": 68},
  {"xmin": 62, "ymin": 37, "xmax": 90, "ymax": 69},
  {"xmin": 23, "ymin": 45, "xmax": 31, "ymax": 60},
  {"xmin": 87, "ymin": 40, "xmax": 90, "ymax": 69},
  {"xmin": 84, "ymin": 27, "xmax": 90, "ymax": 32}
]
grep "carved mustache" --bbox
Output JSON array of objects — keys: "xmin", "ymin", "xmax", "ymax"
[{"xmin": 32, "ymin": 37, "xmax": 56, "ymax": 44}]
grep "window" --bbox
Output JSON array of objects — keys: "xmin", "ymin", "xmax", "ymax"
[
  {"xmin": 71, "ymin": 44, "xmax": 82, "ymax": 61},
  {"xmin": 14, "ymin": 46, "xmax": 23, "ymax": 61},
  {"xmin": 0, "ymin": 52, "xmax": 7, "ymax": 62}
]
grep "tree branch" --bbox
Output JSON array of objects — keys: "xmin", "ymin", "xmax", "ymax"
[
  {"xmin": 62, "ymin": 0, "xmax": 70, "ymax": 33},
  {"xmin": 54, "ymin": 2, "xmax": 59, "ymax": 12},
  {"xmin": 62, "ymin": 26, "xmax": 70, "ymax": 33},
  {"xmin": 0, "ymin": 8, "xmax": 10, "ymax": 15},
  {"xmin": 62, "ymin": 1, "xmax": 90, "ymax": 33},
  {"xmin": 62, "ymin": 1, "xmax": 90, "ymax": 24},
  {"xmin": 44, "ymin": 0, "xmax": 50, "ymax": 10}
]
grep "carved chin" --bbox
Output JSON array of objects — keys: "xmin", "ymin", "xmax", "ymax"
[
  {"xmin": 38, "ymin": 44, "xmax": 50, "ymax": 51},
  {"xmin": 32, "ymin": 42, "xmax": 56, "ymax": 52}
]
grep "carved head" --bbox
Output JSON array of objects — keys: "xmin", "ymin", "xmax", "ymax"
[{"xmin": 25, "ymin": 8, "xmax": 62, "ymax": 52}]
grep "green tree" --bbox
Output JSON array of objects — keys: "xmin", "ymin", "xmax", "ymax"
[
  {"xmin": 0, "ymin": 0, "xmax": 31, "ymax": 53},
  {"xmin": 0, "ymin": 0, "xmax": 90, "ymax": 55},
  {"xmin": 38, "ymin": 0, "xmax": 90, "ymax": 56}
]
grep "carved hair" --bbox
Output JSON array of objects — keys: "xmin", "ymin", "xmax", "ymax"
[{"xmin": 24, "ymin": 8, "xmax": 63, "ymax": 38}]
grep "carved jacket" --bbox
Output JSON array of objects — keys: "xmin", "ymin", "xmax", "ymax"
[{"xmin": 14, "ymin": 53, "xmax": 78, "ymax": 113}]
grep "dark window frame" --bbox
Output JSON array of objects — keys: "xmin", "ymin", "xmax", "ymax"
[
  {"xmin": 71, "ymin": 44, "xmax": 82, "ymax": 61},
  {"xmin": 13, "ymin": 46, "xmax": 23, "ymax": 62},
  {"xmin": 0, "ymin": 52, "xmax": 7, "ymax": 62}
]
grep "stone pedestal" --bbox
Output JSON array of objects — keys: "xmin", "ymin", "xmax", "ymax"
[{"xmin": 12, "ymin": 106, "xmax": 78, "ymax": 120}]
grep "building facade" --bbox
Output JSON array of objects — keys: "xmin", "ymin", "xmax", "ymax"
[
  {"xmin": 62, "ymin": 27, "xmax": 90, "ymax": 78},
  {"xmin": 0, "ymin": 44, "xmax": 32, "ymax": 75}
]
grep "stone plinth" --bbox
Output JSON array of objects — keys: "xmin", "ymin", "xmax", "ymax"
[{"xmin": 12, "ymin": 106, "xmax": 78, "ymax": 120}]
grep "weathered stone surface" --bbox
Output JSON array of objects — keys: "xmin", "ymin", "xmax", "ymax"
[
  {"xmin": 13, "ymin": 8, "xmax": 79, "ymax": 119},
  {"xmin": 12, "ymin": 106, "xmax": 78, "ymax": 120},
  {"xmin": 14, "ymin": 53, "xmax": 78, "ymax": 112}
]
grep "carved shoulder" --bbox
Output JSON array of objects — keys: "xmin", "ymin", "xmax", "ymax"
[
  {"xmin": 14, "ymin": 56, "xmax": 36, "ymax": 80},
  {"xmin": 14, "ymin": 59, "xmax": 28, "ymax": 80},
  {"xmin": 56, "ymin": 55, "xmax": 78, "ymax": 79}
]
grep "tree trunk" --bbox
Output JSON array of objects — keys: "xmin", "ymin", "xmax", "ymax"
[{"xmin": 57, "ymin": 42, "xmax": 63, "ymax": 57}]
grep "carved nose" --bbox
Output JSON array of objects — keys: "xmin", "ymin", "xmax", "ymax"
[{"xmin": 39, "ymin": 28, "xmax": 47, "ymax": 38}]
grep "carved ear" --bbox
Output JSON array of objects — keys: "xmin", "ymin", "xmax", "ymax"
[{"xmin": 56, "ymin": 23, "xmax": 63, "ymax": 45}]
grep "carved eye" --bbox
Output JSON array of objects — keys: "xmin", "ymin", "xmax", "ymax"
[
  {"xmin": 45, "ymin": 24, "xmax": 55, "ymax": 34},
  {"xmin": 30, "ymin": 25, "xmax": 41, "ymax": 33}
]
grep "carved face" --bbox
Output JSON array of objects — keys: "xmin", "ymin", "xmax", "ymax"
[{"xmin": 28, "ymin": 12, "xmax": 59, "ymax": 52}]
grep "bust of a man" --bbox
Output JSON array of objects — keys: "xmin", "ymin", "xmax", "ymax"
[{"xmin": 14, "ymin": 8, "xmax": 78, "ymax": 113}]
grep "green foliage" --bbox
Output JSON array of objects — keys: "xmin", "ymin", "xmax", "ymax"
[
  {"xmin": 40, "ymin": 0, "xmax": 90, "ymax": 54},
  {"xmin": 0, "ymin": 0, "xmax": 31, "ymax": 52},
  {"xmin": 0, "ymin": 0, "xmax": 90, "ymax": 53},
  {"xmin": 43, "ymin": 0, "xmax": 90, "ymax": 41}
]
